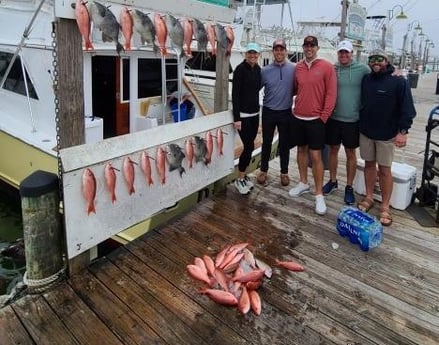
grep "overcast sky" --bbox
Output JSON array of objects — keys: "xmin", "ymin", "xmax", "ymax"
[{"xmin": 260, "ymin": 0, "xmax": 439, "ymax": 57}]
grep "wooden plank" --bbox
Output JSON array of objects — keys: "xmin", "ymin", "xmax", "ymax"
[
  {"xmin": 68, "ymin": 270, "xmax": 164, "ymax": 344},
  {"xmin": 11, "ymin": 295, "xmax": 79, "ymax": 345},
  {"xmin": 42, "ymin": 283, "xmax": 124, "ymax": 345},
  {"xmin": 0, "ymin": 305, "xmax": 34, "ymax": 345},
  {"xmin": 88, "ymin": 257, "xmax": 206, "ymax": 345}
]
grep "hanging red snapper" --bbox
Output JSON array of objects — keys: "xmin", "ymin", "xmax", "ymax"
[
  {"xmin": 120, "ymin": 7, "xmax": 133, "ymax": 50},
  {"xmin": 140, "ymin": 151, "xmax": 154, "ymax": 186},
  {"xmin": 123, "ymin": 157, "xmax": 135, "ymax": 195},
  {"xmin": 104, "ymin": 163, "xmax": 117, "ymax": 203},
  {"xmin": 82, "ymin": 168, "xmax": 96, "ymax": 215},
  {"xmin": 156, "ymin": 147, "xmax": 166, "ymax": 184},
  {"xmin": 75, "ymin": 0, "xmax": 94, "ymax": 50}
]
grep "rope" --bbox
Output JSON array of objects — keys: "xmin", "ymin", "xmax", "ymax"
[{"xmin": 23, "ymin": 267, "xmax": 66, "ymax": 293}]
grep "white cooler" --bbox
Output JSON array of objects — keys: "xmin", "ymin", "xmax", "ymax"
[{"xmin": 353, "ymin": 159, "xmax": 417, "ymax": 210}]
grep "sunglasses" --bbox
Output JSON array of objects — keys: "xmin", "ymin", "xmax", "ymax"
[
  {"xmin": 368, "ymin": 56, "xmax": 385, "ymax": 63},
  {"xmin": 302, "ymin": 43, "xmax": 316, "ymax": 48}
]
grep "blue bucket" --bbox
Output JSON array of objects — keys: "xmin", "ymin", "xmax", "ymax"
[{"xmin": 171, "ymin": 102, "xmax": 188, "ymax": 122}]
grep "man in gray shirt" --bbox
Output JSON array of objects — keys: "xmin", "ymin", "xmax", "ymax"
[{"xmin": 257, "ymin": 38, "xmax": 296, "ymax": 186}]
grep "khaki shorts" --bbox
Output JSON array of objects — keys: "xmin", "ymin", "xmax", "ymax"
[{"xmin": 359, "ymin": 133, "xmax": 394, "ymax": 167}]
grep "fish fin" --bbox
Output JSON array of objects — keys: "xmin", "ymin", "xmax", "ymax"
[
  {"xmin": 87, "ymin": 204, "xmax": 96, "ymax": 215},
  {"xmin": 116, "ymin": 42, "xmax": 125, "ymax": 55}
]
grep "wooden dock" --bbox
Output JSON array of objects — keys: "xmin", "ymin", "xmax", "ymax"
[{"xmin": 1, "ymin": 73, "xmax": 439, "ymax": 344}]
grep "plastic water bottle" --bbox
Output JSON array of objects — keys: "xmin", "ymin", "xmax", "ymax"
[{"xmin": 336, "ymin": 206, "xmax": 383, "ymax": 251}]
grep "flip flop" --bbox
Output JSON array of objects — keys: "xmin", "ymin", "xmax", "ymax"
[
  {"xmin": 357, "ymin": 198, "xmax": 374, "ymax": 212},
  {"xmin": 380, "ymin": 209, "xmax": 393, "ymax": 227}
]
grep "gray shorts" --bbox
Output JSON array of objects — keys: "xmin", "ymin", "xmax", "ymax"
[{"xmin": 359, "ymin": 133, "xmax": 394, "ymax": 167}]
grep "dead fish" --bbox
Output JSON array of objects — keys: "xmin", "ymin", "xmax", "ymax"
[
  {"xmin": 154, "ymin": 13, "xmax": 168, "ymax": 56},
  {"xmin": 131, "ymin": 9, "xmax": 158, "ymax": 53},
  {"xmin": 238, "ymin": 286, "xmax": 251, "ymax": 315},
  {"xmin": 255, "ymin": 258, "xmax": 273, "ymax": 278},
  {"xmin": 183, "ymin": 18, "xmax": 194, "ymax": 57},
  {"xmin": 167, "ymin": 143, "xmax": 186, "ymax": 177},
  {"xmin": 187, "ymin": 264, "xmax": 212, "ymax": 285},
  {"xmin": 185, "ymin": 138, "xmax": 194, "ymax": 168},
  {"xmin": 156, "ymin": 146, "xmax": 166, "ymax": 184},
  {"xmin": 104, "ymin": 163, "xmax": 117, "ymax": 203},
  {"xmin": 119, "ymin": 7, "xmax": 133, "ymax": 51},
  {"xmin": 202, "ymin": 254, "xmax": 216, "ymax": 276},
  {"xmin": 82, "ymin": 168, "xmax": 96, "ymax": 215},
  {"xmin": 194, "ymin": 257, "xmax": 208, "ymax": 276},
  {"xmin": 165, "ymin": 14, "xmax": 184, "ymax": 57},
  {"xmin": 205, "ymin": 131, "xmax": 213, "ymax": 164},
  {"xmin": 140, "ymin": 151, "xmax": 154, "ymax": 186},
  {"xmin": 275, "ymin": 259, "xmax": 305, "ymax": 272},
  {"xmin": 193, "ymin": 135, "xmax": 208, "ymax": 165},
  {"xmin": 75, "ymin": 0, "xmax": 94, "ymax": 50},
  {"xmin": 248, "ymin": 289, "xmax": 262, "ymax": 315},
  {"xmin": 192, "ymin": 18, "xmax": 208, "ymax": 52},
  {"xmin": 123, "ymin": 157, "xmax": 135, "ymax": 195},
  {"xmin": 199, "ymin": 288, "xmax": 238, "ymax": 306},
  {"xmin": 206, "ymin": 22, "xmax": 216, "ymax": 55},
  {"xmin": 215, "ymin": 23, "xmax": 228, "ymax": 53},
  {"xmin": 87, "ymin": 1, "xmax": 107, "ymax": 30},
  {"xmin": 232, "ymin": 269, "xmax": 265, "ymax": 283},
  {"xmin": 216, "ymin": 127, "xmax": 224, "ymax": 156},
  {"xmin": 214, "ymin": 244, "xmax": 231, "ymax": 268},
  {"xmin": 100, "ymin": 6, "xmax": 124, "ymax": 55},
  {"xmin": 225, "ymin": 25, "xmax": 235, "ymax": 56}
]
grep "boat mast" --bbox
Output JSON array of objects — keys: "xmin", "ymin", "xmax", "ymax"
[{"xmin": 0, "ymin": 0, "xmax": 47, "ymax": 89}]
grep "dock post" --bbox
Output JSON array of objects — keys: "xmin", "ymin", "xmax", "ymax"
[{"xmin": 19, "ymin": 170, "xmax": 65, "ymax": 293}]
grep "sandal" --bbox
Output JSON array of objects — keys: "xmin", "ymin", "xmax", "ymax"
[
  {"xmin": 379, "ymin": 209, "xmax": 393, "ymax": 227},
  {"xmin": 357, "ymin": 198, "xmax": 374, "ymax": 212}
]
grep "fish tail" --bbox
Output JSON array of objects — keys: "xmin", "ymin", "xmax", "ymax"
[
  {"xmin": 179, "ymin": 167, "xmax": 186, "ymax": 177},
  {"xmin": 125, "ymin": 42, "xmax": 131, "ymax": 50},
  {"xmin": 85, "ymin": 40, "xmax": 94, "ymax": 50},
  {"xmin": 111, "ymin": 193, "xmax": 117, "ymax": 203},
  {"xmin": 87, "ymin": 203, "xmax": 96, "ymax": 215},
  {"xmin": 116, "ymin": 42, "xmax": 125, "ymax": 55},
  {"xmin": 129, "ymin": 186, "xmax": 135, "ymax": 195}
]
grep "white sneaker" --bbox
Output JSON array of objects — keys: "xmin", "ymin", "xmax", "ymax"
[
  {"xmin": 289, "ymin": 182, "xmax": 310, "ymax": 197},
  {"xmin": 315, "ymin": 195, "xmax": 327, "ymax": 215},
  {"xmin": 234, "ymin": 179, "xmax": 250, "ymax": 195},
  {"xmin": 244, "ymin": 176, "xmax": 254, "ymax": 189}
]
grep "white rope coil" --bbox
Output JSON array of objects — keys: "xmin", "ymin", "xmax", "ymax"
[{"xmin": 23, "ymin": 267, "xmax": 66, "ymax": 293}]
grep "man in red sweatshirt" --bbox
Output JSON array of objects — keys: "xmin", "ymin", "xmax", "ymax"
[{"xmin": 288, "ymin": 36, "xmax": 337, "ymax": 215}]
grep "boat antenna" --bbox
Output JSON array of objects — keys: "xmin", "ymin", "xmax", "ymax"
[{"xmin": 0, "ymin": 0, "xmax": 46, "ymax": 89}]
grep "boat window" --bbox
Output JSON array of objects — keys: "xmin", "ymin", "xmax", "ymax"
[
  {"xmin": 186, "ymin": 51, "xmax": 233, "ymax": 73},
  {"xmin": 0, "ymin": 52, "xmax": 38, "ymax": 99},
  {"xmin": 121, "ymin": 58, "xmax": 179, "ymax": 102}
]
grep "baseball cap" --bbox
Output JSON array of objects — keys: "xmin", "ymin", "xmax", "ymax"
[
  {"xmin": 337, "ymin": 40, "xmax": 353, "ymax": 52},
  {"xmin": 303, "ymin": 35, "xmax": 318, "ymax": 46},
  {"xmin": 368, "ymin": 49, "xmax": 388, "ymax": 59},
  {"xmin": 245, "ymin": 42, "xmax": 261, "ymax": 53},
  {"xmin": 272, "ymin": 38, "xmax": 287, "ymax": 49}
]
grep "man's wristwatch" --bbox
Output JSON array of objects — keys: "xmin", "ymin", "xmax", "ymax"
[{"xmin": 399, "ymin": 129, "xmax": 408, "ymax": 135}]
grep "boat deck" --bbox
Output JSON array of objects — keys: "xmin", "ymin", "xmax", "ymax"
[{"xmin": 1, "ymin": 73, "xmax": 439, "ymax": 344}]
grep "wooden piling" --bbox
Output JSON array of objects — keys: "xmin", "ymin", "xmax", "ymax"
[{"xmin": 19, "ymin": 170, "xmax": 64, "ymax": 292}]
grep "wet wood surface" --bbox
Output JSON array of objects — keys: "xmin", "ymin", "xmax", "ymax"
[{"xmin": 1, "ymin": 74, "xmax": 439, "ymax": 344}]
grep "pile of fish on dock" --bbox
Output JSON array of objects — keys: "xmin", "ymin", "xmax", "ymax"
[
  {"xmin": 74, "ymin": 0, "xmax": 234, "ymax": 56},
  {"xmin": 186, "ymin": 242, "xmax": 305, "ymax": 316}
]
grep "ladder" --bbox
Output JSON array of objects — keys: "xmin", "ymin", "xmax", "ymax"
[{"xmin": 160, "ymin": 51, "xmax": 185, "ymax": 124}]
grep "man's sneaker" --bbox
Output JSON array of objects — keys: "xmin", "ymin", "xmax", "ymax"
[
  {"xmin": 280, "ymin": 174, "xmax": 290, "ymax": 186},
  {"xmin": 234, "ymin": 179, "xmax": 250, "ymax": 195},
  {"xmin": 289, "ymin": 182, "xmax": 310, "ymax": 197},
  {"xmin": 257, "ymin": 171, "xmax": 267, "ymax": 185},
  {"xmin": 244, "ymin": 175, "xmax": 254, "ymax": 189},
  {"xmin": 322, "ymin": 180, "xmax": 338, "ymax": 195},
  {"xmin": 315, "ymin": 195, "xmax": 327, "ymax": 215},
  {"xmin": 344, "ymin": 185, "xmax": 355, "ymax": 205}
]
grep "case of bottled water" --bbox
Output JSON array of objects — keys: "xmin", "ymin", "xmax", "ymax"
[{"xmin": 336, "ymin": 206, "xmax": 383, "ymax": 251}]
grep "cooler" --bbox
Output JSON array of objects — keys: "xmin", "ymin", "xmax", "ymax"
[{"xmin": 353, "ymin": 159, "xmax": 417, "ymax": 210}]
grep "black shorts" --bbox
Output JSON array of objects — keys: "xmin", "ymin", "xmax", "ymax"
[
  {"xmin": 290, "ymin": 116, "xmax": 325, "ymax": 150},
  {"xmin": 325, "ymin": 118, "xmax": 359, "ymax": 149}
]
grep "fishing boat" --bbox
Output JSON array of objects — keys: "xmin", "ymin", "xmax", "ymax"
[{"xmin": 0, "ymin": 0, "xmax": 279, "ymax": 259}]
